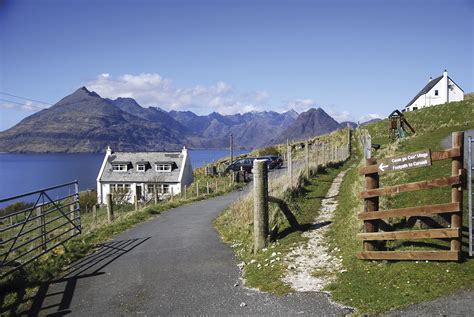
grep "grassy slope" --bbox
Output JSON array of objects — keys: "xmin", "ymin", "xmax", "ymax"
[
  {"xmin": 326, "ymin": 98, "xmax": 474, "ymax": 314},
  {"xmin": 213, "ymin": 128, "xmax": 351, "ymax": 294},
  {"xmin": 214, "ymin": 164, "xmax": 348, "ymax": 294}
]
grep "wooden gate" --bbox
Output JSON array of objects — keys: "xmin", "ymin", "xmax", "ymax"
[{"xmin": 357, "ymin": 131, "xmax": 465, "ymax": 261}]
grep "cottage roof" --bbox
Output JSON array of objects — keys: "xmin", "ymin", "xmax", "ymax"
[
  {"xmin": 405, "ymin": 75, "xmax": 443, "ymax": 108},
  {"xmin": 99, "ymin": 151, "xmax": 184, "ymax": 183}
]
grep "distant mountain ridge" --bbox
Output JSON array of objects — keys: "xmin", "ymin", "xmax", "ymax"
[{"xmin": 0, "ymin": 87, "xmax": 352, "ymax": 153}]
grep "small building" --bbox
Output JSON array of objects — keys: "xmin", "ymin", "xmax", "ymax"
[
  {"xmin": 404, "ymin": 70, "xmax": 464, "ymax": 112},
  {"xmin": 96, "ymin": 146, "xmax": 193, "ymax": 205}
]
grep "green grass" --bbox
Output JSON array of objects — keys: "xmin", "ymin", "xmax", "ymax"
[
  {"xmin": 0, "ymin": 177, "xmax": 243, "ymax": 316},
  {"xmin": 325, "ymin": 99, "xmax": 474, "ymax": 314},
  {"xmin": 214, "ymin": 162, "xmax": 348, "ymax": 294}
]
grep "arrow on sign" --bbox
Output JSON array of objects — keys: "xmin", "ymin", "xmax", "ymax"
[{"xmin": 379, "ymin": 162, "xmax": 388, "ymax": 172}]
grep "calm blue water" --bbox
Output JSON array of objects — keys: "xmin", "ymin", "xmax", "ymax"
[{"xmin": 0, "ymin": 149, "xmax": 246, "ymax": 203}]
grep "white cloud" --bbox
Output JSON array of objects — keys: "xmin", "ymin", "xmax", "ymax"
[
  {"xmin": 281, "ymin": 98, "xmax": 316, "ymax": 113},
  {"xmin": 359, "ymin": 113, "xmax": 383, "ymax": 123},
  {"xmin": 0, "ymin": 102, "xmax": 16, "ymax": 110},
  {"xmin": 86, "ymin": 73, "xmax": 268, "ymax": 115},
  {"xmin": 0, "ymin": 100, "xmax": 43, "ymax": 112},
  {"xmin": 328, "ymin": 110, "xmax": 351, "ymax": 122}
]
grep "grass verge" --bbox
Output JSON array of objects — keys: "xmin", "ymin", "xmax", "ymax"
[
  {"xmin": 0, "ymin": 182, "xmax": 242, "ymax": 316},
  {"xmin": 214, "ymin": 162, "xmax": 349, "ymax": 294},
  {"xmin": 325, "ymin": 99, "xmax": 474, "ymax": 314}
]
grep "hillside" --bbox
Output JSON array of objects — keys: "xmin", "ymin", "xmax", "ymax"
[
  {"xmin": 214, "ymin": 98, "xmax": 474, "ymax": 314},
  {"xmin": 0, "ymin": 87, "xmax": 185, "ymax": 152},
  {"xmin": 0, "ymin": 87, "xmax": 348, "ymax": 152},
  {"xmin": 326, "ymin": 98, "xmax": 474, "ymax": 313},
  {"xmin": 271, "ymin": 107, "xmax": 342, "ymax": 143}
]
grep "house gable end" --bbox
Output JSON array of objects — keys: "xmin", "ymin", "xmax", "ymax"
[{"xmin": 405, "ymin": 75, "xmax": 443, "ymax": 108}]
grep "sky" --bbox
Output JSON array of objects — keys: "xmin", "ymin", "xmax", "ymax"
[{"xmin": 0, "ymin": 0, "xmax": 473, "ymax": 131}]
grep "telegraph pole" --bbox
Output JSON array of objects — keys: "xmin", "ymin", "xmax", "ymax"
[{"xmin": 230, "ymin": 133, "xmax": 234, "ymax": 165}]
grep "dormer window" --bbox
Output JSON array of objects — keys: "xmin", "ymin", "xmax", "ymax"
[
  {"xmin": 156, "ymin": 164, "xmax": 172, "ymax": 172},
  {"xmin": 135, "ymin": 161, "xmax": 150, "ymax": 172},
  {"xmin": 112, "ymin": 164, "xmax": 128, "ymax": 172},
  {"xmin": 112, "ymin": 161, "xmax": 131, "ymax": 172}
]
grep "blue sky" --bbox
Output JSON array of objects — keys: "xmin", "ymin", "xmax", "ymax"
[{"xmin": 0, "ymin": 0, "xmax": 473, "ymax": 131}]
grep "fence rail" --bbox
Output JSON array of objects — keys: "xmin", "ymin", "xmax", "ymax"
[
  {"xmin": 0, "ymin": 181, "xmax": 81, "ymax": 278},
  {"xmin": 357, "ymin": 131, "xmax": 464, "ymax": 261}
]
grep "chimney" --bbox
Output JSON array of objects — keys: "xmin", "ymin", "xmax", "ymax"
[
  {"xmin": 181, "ymin": 145, "xmax": 187, "ymax": 155},
  {"xmin": 428, "ymin": 76, "xmax": 432, "ymax": 82},
  {"xmin": 106, "ymin": 146, "xmax": 112, "ymax": 156},
  {"xmin": 444, "ymin": 69, "xmax": 449, "ymax": 103}
]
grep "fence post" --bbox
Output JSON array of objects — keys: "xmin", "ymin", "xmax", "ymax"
[
  {"xmin": 170, "ymin": 187, "xmax": 174, "ymax": 201},
  {"xmin": 92, "ymin": 204, "xmax": 97, "ymax": 226},
  {"xmin": 69, "ymin": 204, "xmax": 75, "ymax": 236},
  {"xmin": 364, "ymin": 158, "xmax": 380, "ymax": 251},
  {"xmin": 106, "ymin": 193, "xmax": 114, "ymax": 223},
  {"xmin": 184, "ymin": 185, "xmax": 187, "ymax": 200},
  {"xmin": 305, "ymin": 140, "xmax": 310, "ymax": 177},
  {"xmin": 347, "ymin": 127, "xmax": 352, "ymax": 155},
  {"xmin": 154, "ymin": 185, "xmax": 158, "ymax": 204},
  {"xmin": 253, "ymin": 160, "xmax": 269, "ymax": 253},
  {"xmin": 322, "ymin": 143, "xmax": 326, "ymax": 164},
  {"xmin": 451, "ymin": 131, "xmax": 464, "ymax": 259},
  {"xmin": 196, "ymin": 182, "xmax": 199, "ymax": 197},
  {"xmin": 134, "ymin": 195, "xmax": 139, "ymax": 212},
  {"xmin": 215, "ymin": 179, "xmax": 218, "ymax": 193},
  {"xmin": 287, "ymin": 140, "xmax": 293, "ymax": 186},
  {"xmin": 207, "ymin": 181, "xmax": 210, "ymax": 195},
  {"xmin": 36, "ymin": 206, "xmax": 46, "ymax": 251}
]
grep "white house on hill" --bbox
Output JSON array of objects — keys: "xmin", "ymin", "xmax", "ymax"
[
  {"xmin": 96, "ymin": 146, "xmax": 193, "ymax": 205},
  {"xmin": 404, "ymin": 70, "xmax": 464, "ymax": 112}
]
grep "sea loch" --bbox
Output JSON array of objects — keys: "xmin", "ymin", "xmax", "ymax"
[{"xmin": 0, "ymin": 149, "xmax": 246, "ymax": 201}]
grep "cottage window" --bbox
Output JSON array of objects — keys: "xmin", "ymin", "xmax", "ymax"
[
  {"xmin": 110, "ymin": 183, "xmax": 131, "ymax": 192},
  {"xmin": 147, "ymin": 184, "xmax": 155, "ymax": 193},
  {"xmin": 156, "ymin": 164, "xmax": 172, "ymax": 172},
  {"xmin": 434, "ymin": 90, "xmax": 439, "ymax": 96},
  {"xmin": 112, "ymin": 164, "xmax": 128, "ymax": 172},
  {"xmin": 137, "ymin": 164, "xmax": 146, "ymax": 172},
  {"xmin": 160, "ymin": 184, "xmax": 170, "ymax": 194}
]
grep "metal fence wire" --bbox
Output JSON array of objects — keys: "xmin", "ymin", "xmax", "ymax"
[
  {"xmin": 468, "ymin": 137, "xmax": 473, "ymax": 257},
  {"xmin": 0, "ymin": 181, "xmax": 81, "ymax": 278}
]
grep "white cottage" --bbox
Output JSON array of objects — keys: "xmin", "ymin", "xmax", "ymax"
[
  {"xmin": 96, "ymin": 146, "xmax": 193, "ymax": 205},
  {"xmin": 404, "ymin": 70, "xmax": 464, "ymax": 112}
]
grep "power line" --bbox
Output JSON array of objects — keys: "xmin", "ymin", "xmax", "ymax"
[
  {"xmin": 0, "ymin": 92, "xmax": 52, "ymax": 106},
  {"xmin": 0, "ymin": 98, "xmax": 47, "ymax": 110}
]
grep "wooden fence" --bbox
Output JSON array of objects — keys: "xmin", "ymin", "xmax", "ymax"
[
  {"xmin": 253, "ymin": 129, "xmax": 352, "ymax": 252},
  {"xmin": 286, "ymin": 128, "xmax": 351, "ymax": 187},
  {"xmin": 357, "ymin": 131, "xmax": 465, "ymax": 261}
]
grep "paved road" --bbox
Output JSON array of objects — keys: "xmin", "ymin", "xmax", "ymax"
[
  {"xmin": 33, "ymin": 189, "xmax": 352, "ymax": 316},
  {"xmin": 387, "ymin": 289, "xmax": 474, "ymax": 317}
]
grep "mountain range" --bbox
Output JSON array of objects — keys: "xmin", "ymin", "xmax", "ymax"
[{"xmin": 0, "ymin": 87, "xmax": 354, "ymax": 153}]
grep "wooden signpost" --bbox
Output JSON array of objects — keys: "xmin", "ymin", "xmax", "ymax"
[
  {"xmin": 377, "ymin": 150, "xmax": 431, "ymax": 174},
  {"xmin": 357, "ymin": 132, "xmax": 465, "ymax": 261}
]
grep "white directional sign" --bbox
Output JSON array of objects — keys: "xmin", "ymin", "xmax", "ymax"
[{"xmin": 378, "ymin": 150, "xmax": 432, "ymax": 174}]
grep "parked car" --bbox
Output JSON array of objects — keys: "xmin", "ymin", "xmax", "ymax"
[
  {"xmin": 257, "ymin": 155, "xmax": 283, "ymax": 169},
  {"xmin": 225, "ymin": 157, "xmax": 256, "ymax": 173}
]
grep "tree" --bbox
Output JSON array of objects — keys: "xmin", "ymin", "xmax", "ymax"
[{"xmin": 79, "ymin": 190, "xmax": 97, "ymax": 213}]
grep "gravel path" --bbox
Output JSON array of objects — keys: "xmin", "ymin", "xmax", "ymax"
[
  {"xmin": 33, "ymin": 189, "xmax": 352, "ymax": 316},
  {"xmin": 283, "ymin": 170, "xmax": 347, "ymax": 292}
]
